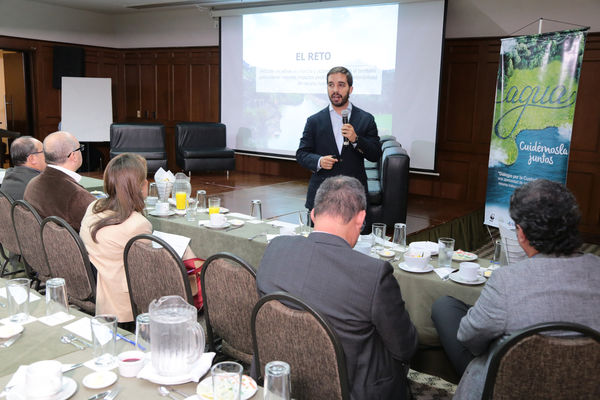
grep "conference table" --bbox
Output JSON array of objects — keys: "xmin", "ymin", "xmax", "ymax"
[
  {"xmin": 79, "ymin": 176, "xmax": 486, "ymax": 347},
  {"xmin": 0, "ymin": 278, "xmax": 263, "ymax": 399}
]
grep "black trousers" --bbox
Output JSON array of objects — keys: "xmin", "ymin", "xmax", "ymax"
[{"xmin": 431, "ymin": 295, "xmax": 475, "ymax": 376}]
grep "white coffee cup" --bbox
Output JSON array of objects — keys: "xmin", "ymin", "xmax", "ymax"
[
  {"xmin": 459, "ymin": 262, "xmax": 480, "ymax": 281},
  {"xmin": 210, "ymin": 213, "xmax": 227, "ymax": 226},
  {"xmin": 155, "ymin": 202, "xmax": 170, "ymax": 214},
  {"xmin": 117, "ymin": 350, "xmax": 146, "ymax": 378},
  {"xmin": 26, "ymin": 360, "xmax": 63, "ymax": 397}
]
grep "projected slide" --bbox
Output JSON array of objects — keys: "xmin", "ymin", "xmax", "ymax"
[{"xmin": 221, "ymin": 1, "xmax": 445, "ymax": 170}]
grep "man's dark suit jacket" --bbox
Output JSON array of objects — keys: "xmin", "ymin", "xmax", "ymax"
[
  {"xmin": 296, "ymin": 105, "xmax": 381, "ymax": 210},
  {"xmin": 257, "ymin": 232, "xmax": 418, "ymax": 400},
  {"xmin": 0, "ymin": 166, "xmax": 40, "ymax": 200},
  {"xmin": 24, "ymin": 166, "xmax": 95, "ymax": 231}
]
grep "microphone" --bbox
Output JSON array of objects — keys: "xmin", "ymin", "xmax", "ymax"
[{"xmin": 341, "ymin": 109, "xmax": 350, "ymax": 146}]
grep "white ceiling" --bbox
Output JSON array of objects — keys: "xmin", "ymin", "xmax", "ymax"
[{"xmin": 20, "ymin": 0, "xmax": 600, "ymax": 35}]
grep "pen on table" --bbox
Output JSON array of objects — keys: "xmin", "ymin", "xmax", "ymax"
[{"xmin": 116, "ymin": 332, "xmax": 145, "ymax": 350}]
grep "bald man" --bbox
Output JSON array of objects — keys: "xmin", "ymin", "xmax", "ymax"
[
  {"xmin": 1, "ymin": 136, "xmax": 46, "ymax": 200},
  {"xmin": 24, "ymin": 131, "xmax": 95, "ymax": 231}
]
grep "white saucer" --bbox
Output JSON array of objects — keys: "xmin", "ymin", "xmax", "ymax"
[
  {"xmin": 377, "ymin": 249, "xmax": 395, "ymax": 259},
  {"xmin": 229, "ymin": 219, "xmax": 245, "ymax": 227},
  {"xmin": 0, "ymin": 323, "xmax": 23, "ymax": 339},
  {"xmin": 449, "ymin": 271, "xmax": 486, "ymax": 285},
  {"xmin": 149, "ymin": 210, "xmax": 175, "ymax": 217},
  {"xmin": 195, "ymin": 375, "xmax": 258, "ymax": 400},
  {"xmin": 408, "ymin": 241, "xmax": 439, "ymax": 256},
  {"xmin": 398, "ymin": 262, "xmax": 434, "ymax": 273},
  {"xmin": 174, "ymin": 209, "xmax": 187, "ymax": 215},
  {"xmin": 205, "ymin": 221, "xmax": 231, "ymax": 230},
  {"xmin": 82, "ymin": 371, "xmax": 117, "ymax": 389},
  {"xmin": 8, "ymin": 377, "xmax": 77, "ymax": 400}
]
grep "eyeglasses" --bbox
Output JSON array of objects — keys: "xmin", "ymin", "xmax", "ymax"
[
  {"xmin": 30, "ymin": 150, "xmax": 44, "ymax": 155},
  {"xmin": 68, "ymin": 144, "xmax": 85, "ymax": 157}
]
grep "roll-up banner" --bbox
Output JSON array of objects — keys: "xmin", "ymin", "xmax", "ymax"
[{"xmin": 484, "ymin": 28, "xmax": 588, "ymax": 228}]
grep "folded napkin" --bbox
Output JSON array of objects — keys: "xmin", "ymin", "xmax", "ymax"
[
  {"xmin": 434, "ymin": 267, "xmax": 455, "ymax": 280},
  {"xmin": 269, "ymin": 220, "xmax": 299, "ymax": 229},
  {"xmin": 0, "ymin": 288, "xmax": 41, "ymax": 302},
  {"xmin": 154, "ymin": 167, "xmax": 175, "ymax": 183},
  {"xmin": 246, "ymin": 219, "xmax": 264, "ymax": 224},
  {"xmin": 226, "ymin": 212, "xmax": 254, "ymax": 220},
  {"xmin": 137, "ymin": 352, "xmax": 215, "ymax": 384},
  {"xmin": 63, "ymin": 317, "xmax": 92, "ymax": 342},
  {"xmin": 38, "ymin": 311, "xmax": 76, "ymax": 327}
]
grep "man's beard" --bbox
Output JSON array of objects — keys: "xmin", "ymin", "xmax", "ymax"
[{"xmin": 330, "ymin": 92, "xmax": 349, "ymax": 107}]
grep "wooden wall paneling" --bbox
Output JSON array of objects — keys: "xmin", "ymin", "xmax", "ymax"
[
  {"xmin": 35, "ymin": 44, "xmax": 61, "ymax": 139},
  {"xmin": 155, "ymin": 53, "xmax": 170, "ymax": 122},
  {"xmin": 172, "ymin": 61, "xmax": 190, "ymax": 121},
  {"xmin": 123, "ymin": 56, "xmax": 140, "ymax": 120},
  {"xmin": 190, "ymin": 63, "xmax": 211, "ymax": 121}
]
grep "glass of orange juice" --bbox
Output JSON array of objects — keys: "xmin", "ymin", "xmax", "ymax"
[
  {"xmin": 175, "ymin": 192, "xmax": 187, "ymax": 210},
  {"xmin": 208, "ymin": 197, "xmax": 221, "ymax": 215}
]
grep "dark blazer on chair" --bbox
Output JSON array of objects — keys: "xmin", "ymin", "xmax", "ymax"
[
  {"xmin": 24, "ymin": 166, "xmax": 95, "ymax": 232},
  {"xmin": 296, "ymin": 105, "xmax": 381, "ymax": 210},
  {"xmin": 257, "ymin": 232, "xmax": 418, "ymax": 400},
  {"xmin": 0, "ymin": 166, "xmax": 40, "ymax": 200}
]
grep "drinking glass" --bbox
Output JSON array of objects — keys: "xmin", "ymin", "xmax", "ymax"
[
  {"xmin": 212, "ymin": 361, "xmax": 243, "ymax": 400},
  {"xmin": 175, "ymin": 191, "xmax": 187, "ymax": 210},
  {"xmin": 6, "ymin": 278, "xmax": 30, "ymax": 323},
  {"xmin": 186, "ymin": 197, "xmax": 198, "ymax": 221},
  {"xmin": 438, "ymin": 237, "xmax": 455, "ymax": 268},
  {"xmin": 250, "ymin": 200, "xmax": 262, "ymax": 220},
  {"xmin": 135, "ymin": 313, "xmax": 150, "ymax": 352},
  {"xmin": 45, "ymin": 277, "xmax": 69, "ymax": 317},
  {"xmin": 146, "ymin": 182, "xmax": 158, "ymax": 208},
  {"xmin": 91, "ymin": 314, "xmax": 117, "ymax": 366},
  {"xmin": 197, "ymin": 190, "xmax": 207, "ymax": 210},
  {"xmin": 298, "ymin": 209, "xmax": 311, "ymax": 236},
  {"xmin": 264, "ymin": 361, "xmax": 291, "ymax": 400},
  {"xmin": 392, "ymin": 223, "xmax": 407, "ymax": 252},
  {"xmin": 371, "ymin": 223, "xmax": 387, "ymax": 252},
  {"xmin": 208, "ymin": 197, "xmax": 221, "ymax": 215}
]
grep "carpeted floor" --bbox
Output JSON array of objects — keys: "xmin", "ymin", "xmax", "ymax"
[{"xmin": 408, "ymin": 369, "xmax": 456, "ymax": 400}]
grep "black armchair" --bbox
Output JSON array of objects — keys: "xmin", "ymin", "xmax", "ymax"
[
  {"xmin": 109, "ymin": 123, "xmax": 167, "ymax": 173},
  {"xmin": 366, "ymin": 141, "xmax": 410, "ymax": 230},
  {"xmin": 175, "ymin": 122, "xmax": 235, "ymax": 175}
]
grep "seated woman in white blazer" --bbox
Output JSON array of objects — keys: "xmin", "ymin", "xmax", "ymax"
[{"xmin": 80, "ymin": 153, "xmax": 197, "ymax": 330}]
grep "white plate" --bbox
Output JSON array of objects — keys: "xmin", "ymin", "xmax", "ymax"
[
  {"xmin": 408, "ymin": 241, "xmax": 439, "ymax": 256},
  {"xmin": 205, "ymin": 221, "xmax": 231, "ymax": 230},
  {"xmin": 195, "ymin": 375, "xmax": 258, "ymax": 400},
  {"xmin": 229, "ymin": 219, "xmax": 245, "ymax": 227},
  {"xmin": 377, "ymin": 249, "xmax": 395, "ymax": 259},
  {"xmin": 82, "ymin": 371, "xmax": 118, "ymax": 389},
  {"xmin": 398, "ymin": 262, "xmax": 434, "ymax": 274},
  {"xmin": 174, "ymin": 209, "xmax": 187, "ymax": 215},
  {"xmin": 8, "ymin": 377, "xmax": 77, "ymax": 400},
  {"xmin": 452, "ymin": 250, "xmax": 478, "ymax": 261},
  {"xmin": 0, "ymin": 323, "xmax": 23, "ymax": 339},
  {"xmin": 149, "ymin": 210, "xmax": 175, "ymax": 217},
  {"xmin": 449, "ymin": 271, "xmax": 486, "ymax": 285}
]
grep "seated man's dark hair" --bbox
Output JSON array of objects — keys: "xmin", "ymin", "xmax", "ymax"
[{"xmin": 509, "ymin": 179, "xmax": 582, "ymax": 255}]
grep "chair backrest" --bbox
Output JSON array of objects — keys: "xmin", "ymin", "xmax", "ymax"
[
  {"xmin": 482, "ymin": 322, "xmax": 600, "ymax": 400},
  {"xmin": 110, "ymin": 123, "xmax": 166, "ymax": 151},
  {"xmin": 251, "ymin": 292, "xmax": 350, "ymax": 400},
  {"xmin": 498, "ymin": 222, "xmax": 527, "ymax": 265},
  {"xmin": 41, "ymin": 216, "xmax": 96, "ymax": 313},
  {"xmin": 11, "ymin": 199, "xmax": 52, "ymax": 282},
  {"xmin": 0, "ymin": 189, "xmax": 20, "ymax": 256},
  {"xmin": 176, "ymin": 122, "xmax": 226, "ymax": 149},
  {"xmin": 124, "ymin": 234, "xmax": 193, "ymax": 318},
  {"xmin": 201, "ymin": 252, "xmax": 258, "ymax": 364}
]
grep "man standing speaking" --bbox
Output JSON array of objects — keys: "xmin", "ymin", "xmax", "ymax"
[{"xmin": 296, "ymin": 66, "xmax": 381, "ymax": 214}]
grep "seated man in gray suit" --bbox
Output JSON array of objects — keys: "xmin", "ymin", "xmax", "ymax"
[
  {"xmin": 258, "ymin": 176, "xmax": 418, "ymax": 400},
  {"xmin": 24, "ymin": 131, "xmax": 95, "ymax": 231},
  {"xmin": 1, "ymin": 136, "xmax": 46, "ymax": 200},
  {"xmin": 431, "ymin": 179, "xmax": 600, "ymax": 400}
]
